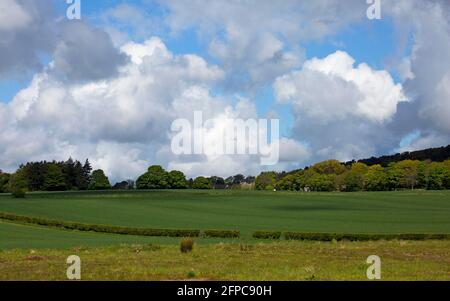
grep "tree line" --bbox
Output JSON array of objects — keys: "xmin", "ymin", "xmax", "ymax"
[
  {"xmin": 258, "ymin": 159, "xmax": 450, "ymax": 192},
  {"xmin": 1, "ymin": 146, "xmax": 449, "ymax": 196},
  {"xmin": 135, "ymin": 165, "xmax": 254, "ymax": 190},
  {"xmin": 0, "ymin": 160, "xmax": 256, "ymax": 194},
  {"xmin": 343, "ymin": 144, "xmax": 450, "ymax": 167},
  {"xmin": 0, "ymin": 158, "xmax": 112, "ymax": 194}
]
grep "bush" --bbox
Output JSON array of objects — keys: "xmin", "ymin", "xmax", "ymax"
[
  {"xmin": 252, "ymin": 230, "xmax": 282, "ymax": 239},
  {"xmin": 11, "ymin": 189, "xmax": 26, "ymax": 198},
  {"xmin": 203, "ymin": 229, "xmax": 240, "ymax": 238},
  {"xmin": 180, "ymin": 239, "xmax": 194, "ymax": 253}
]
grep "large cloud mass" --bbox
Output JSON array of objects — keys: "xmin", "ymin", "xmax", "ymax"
[
  {"xmin": 1, "ymin": 0, "xmax": 450, "ymax": 181},
  {"xmin": 0, "ymin": 37, "xmax": 219, "ymax": 178},
  {"xmin": 274, "ymin": 51, "xmax": 407, "ymax": 162},
  {"xmin": 385, "ymin": 0, "xmax": 450, "ymax": 149},
  {"xmin": 275, "ymin": 51, "xmax": 406, "ymax": 123},
  {"xmin": 0, "ymin": 37, "xmax": 306, "ymax": 181},
  {"xmin": 0, "ymin": 0, "xmax": 56, "ymax": 78}
]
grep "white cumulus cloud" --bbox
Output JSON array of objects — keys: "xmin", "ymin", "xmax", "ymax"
[
  {"xmin": 275, "ymin": 51, "xmax": 407, "ymax": 123},
  {"xmin": 274, "ymin": 51, "xmax": 408, "ymax": 162}
]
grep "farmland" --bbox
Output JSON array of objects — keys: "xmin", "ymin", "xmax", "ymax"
[
  {"xmin": 0, "ymin": 190, "xmax": 449, "ymax": 280},
  {"xmin": 1, "ymin": 190, "xmax": 450, "ymax": 239}
]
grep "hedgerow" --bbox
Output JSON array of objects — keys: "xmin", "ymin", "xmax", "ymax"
[
  {"xmin": 2, "ymin": 212, "xmax": 449, "ymax": 241},
  {"xmin": 203, "ymin": 229, "xmax": 240, "ymax": 238},
  {"xmin": 283, "ymin": 232, "xmax": 450, "ymax": 241},
  {"xmin": 252, "ymin": 231, "xmax": 282, "ymax": 239},
  {"xmin": 0, "ymin": 212, "xmax": 200, "ymax": 237}
]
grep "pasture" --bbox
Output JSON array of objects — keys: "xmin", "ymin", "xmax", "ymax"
[{"xmin": 1, "ymin": 190, "xmax": 449, "ymax": 280}]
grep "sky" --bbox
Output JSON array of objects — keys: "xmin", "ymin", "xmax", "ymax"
[{"xmin": 0, "ymin": 0, "xmax": 450, "ymax": 182}]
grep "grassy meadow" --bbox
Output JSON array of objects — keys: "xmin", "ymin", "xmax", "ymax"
[
  {"xmin": 1, "ymin": 240, "xmax": 449, "ymax": 280},
  {"xmin": 0, "ymin": 190, "xmax": 449, "ymax": 280}
]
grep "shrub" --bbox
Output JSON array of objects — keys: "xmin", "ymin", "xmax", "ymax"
[
  {"xmin": 204, "ymin": 229, "xmax": 240, "ymax": 238},
  {"xmin": 11, "ymin": 189, "xmax": 26, "ymax": 198},
  {"xmin": 180, "ymin": 239, "xmax": 194, "ymax": 253},
  {"xmin": 252, "ymin": 230, "xmax": 282, "ymax": 239}
]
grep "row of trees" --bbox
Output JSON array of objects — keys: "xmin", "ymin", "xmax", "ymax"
[
  {"xmin": 1, "ymin": 157, "xmax": 450, "ymax": 194},
  {"xmin": 256, "ymin": 159, "xmax": 450, "ymax": 192},
  {"xmin": 0, "ymin": 159, "xmax": 112, "ymax": 193},
  {"xmin": 0, "ymin": 161, "xmax": 256, "ymax": 193},
  {"xmin": 135, "ymin": 166, "xmax": 255, "ymax": 190}
]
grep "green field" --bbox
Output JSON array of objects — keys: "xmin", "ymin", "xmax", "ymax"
[
  {"xmin": 1, "ymin": 190, "xmax": 449, "ymax": 280},
  {"xmin": 1, "ymin": 190, "xmax": 450, "ymax": 239},
  {"xmin": 0, "ymin": 220, "xmax": 193, "ymax": 249},
  {"xmin": 1, "ymin": 240, "xmax": 449, "ymax": 280}
]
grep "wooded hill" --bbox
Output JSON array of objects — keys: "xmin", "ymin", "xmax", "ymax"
[{"xmin": 344, "ymin": 145, "xmax": 450, "ymax": 167}]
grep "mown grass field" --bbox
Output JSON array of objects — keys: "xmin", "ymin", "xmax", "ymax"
[{"xmin": 0, "ymin": 190, "xmax": 449, "ymax": 280}]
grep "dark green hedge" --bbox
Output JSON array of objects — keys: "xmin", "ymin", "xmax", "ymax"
[
  {"xmin": 283, "ymin": 232, "xmax": 450, "ymax": 241},
  {"xmin": 2, "ymin": 211, "xmax": 448, "ymax": 241},
  {"xmin": 11, "ymin": 189, "xmax": 26, "ymax": 198},
  {"xmin": 252, "ymin": 230, "xmax": 282, "ymax": 239},
  {"xmin": 0, "ymin": 212, "xmax": 200, "ymax": 237},
  {"xmin": 203, "ymin": 229, "xmax": 240, "ymax": 238}
]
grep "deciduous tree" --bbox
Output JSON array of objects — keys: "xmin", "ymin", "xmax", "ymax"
[{"xmin": 90, "ymin": 169, "xmax": 111, "ymax": 190}]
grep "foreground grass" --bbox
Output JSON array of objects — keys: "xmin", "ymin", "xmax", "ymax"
[
  {"xmin": 1, "ymin": 190, "xmax": 450, "ymax": 237},
  {"xmin": 1, "ymin": 240, "xmax": 449, "ymax": 280}
]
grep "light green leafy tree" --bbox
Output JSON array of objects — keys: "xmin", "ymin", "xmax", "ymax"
[
  {"xmin": 90, "ymin": 169, "xmax": 111, "ymax": 190},
  {"xmin": 192, "ymin": 176, "xmax": 211, "ymax": 189},
  {"xmin": 168, "ymin": 170, "xmax": 188, "ymax": 189},
  {"xmin": 364, "ymin": 164, "xmax": 388, "ymax": 191},
  {"xmin": 136, "ymin": 165, "xmax": 169, "ymax": 189},
  {"xmin": 255, "ymin": 172, "xmax": 277, "ymax": 190}
]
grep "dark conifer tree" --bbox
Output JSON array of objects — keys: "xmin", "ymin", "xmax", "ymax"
[
  {"xmin": 83, "ymin": 159, "xmax": 92, "ymax": 189},
  {"xmin": 74, "ymin": 160, "xmax": 88, "ymax": 190},
  {"xmin": 63, "ymin": 157, "xmax": 77, "ymax": 190}
]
